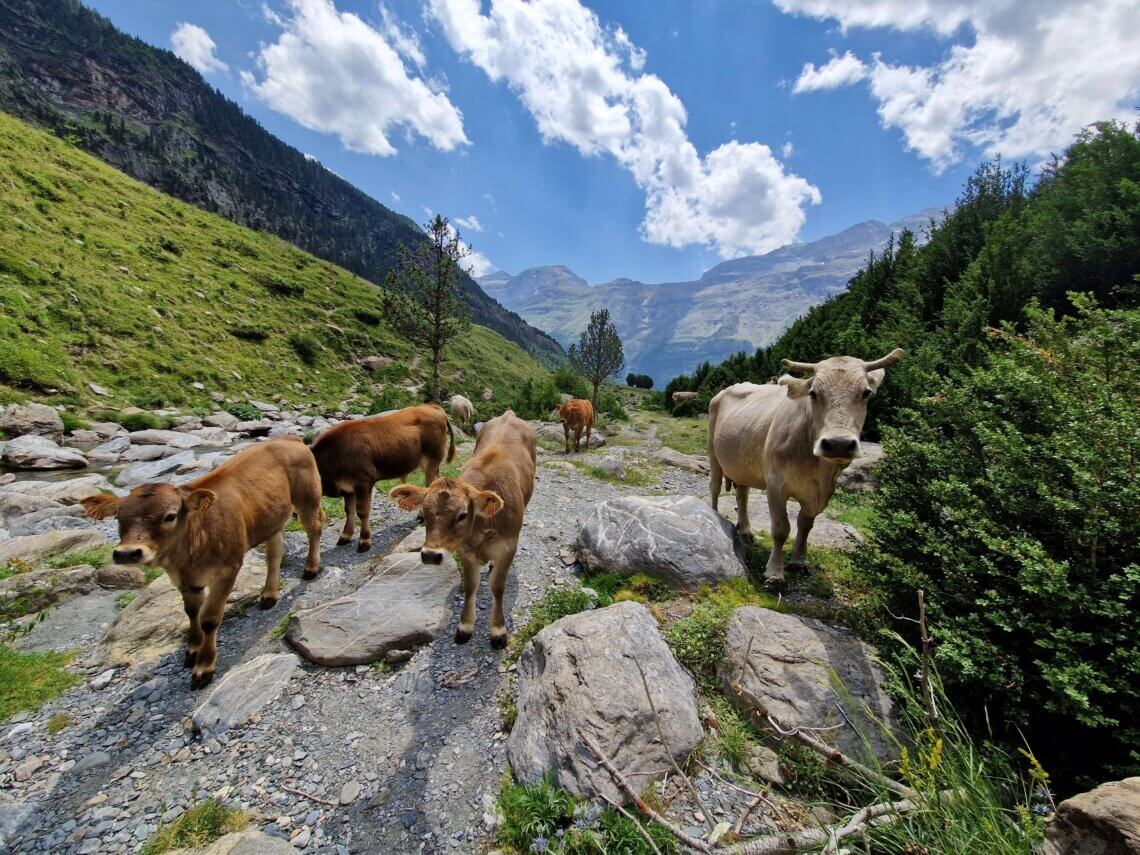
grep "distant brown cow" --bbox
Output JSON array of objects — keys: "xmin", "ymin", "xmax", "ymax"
[
  {"xmin": 390, "ymin": 411, "xmax": 536, "ymax": 648},
  {"xmin": 555, "ymin": 399, "xmax": 594, "ymax": 453},
  {"xmin": 672, "ymin": 391, "xmax": 698, "ymax": 404},
  {"xmin": 309, "ymin": 404, "xmax": 454, "ymax": 552},
  {"xmin": 81, "ymin": 439, "xmax": 324, "ymax": 689}
]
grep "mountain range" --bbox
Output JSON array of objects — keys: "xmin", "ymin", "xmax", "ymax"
[
  {"xmin": 0, "ymin": 0, "xmax": 563, "ymax": 364},
  {"xmin": 479, "ymin": 208, "xmax": 943, "ymax": 382}
]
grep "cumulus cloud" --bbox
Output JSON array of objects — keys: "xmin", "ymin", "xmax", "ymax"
[
  {"xmin": 171, "ymin": 23, "xmax": 229, "ymax": 74},
  {"xmin": 427, "ymin": 0, "xmax": 820, "ymax": 258},
  {"xmin": 781, "ymin": 141, "xmax": 794, "ymax": 158},
  {"xmin": 792, "ymin": 50, "xmax": 867, "ymax": 93},
  {"xmin": 242, "ymin": 0, "xmax": 467, "ymax": 156},
  {"xmin": 420, "ymin": 212, "xmax": 495, "ymax": 277},
  {"xmin": 454, "ymin": 214, "xmax": 483, "ymax": 232},
  {"xmin": 390, "ymin": 191, "xmax": 401, "ymax": 203},
  {"xmin": 778, "ymin": 0, "xmax": 1140, "ymax": 169}
]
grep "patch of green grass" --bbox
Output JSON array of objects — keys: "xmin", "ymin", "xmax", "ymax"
[
  {"xmin": 268, "ymin": 610, "xmax": 294, "ymax": 640},
  {"xmin": 499, "ymin": 695, "xmax": 518, "ymax": 733},
  {"xmin": 59, "ymin": 410, "xmax": 88, "ymax": 433},
  {"xmin": 375, "ymin": 453, "xmax": 469, "ymax": 496},
  {"xmin": 0, "ymin": 645, "xmax": 79, "ymax": 721},
  {"xmin": 569, "ymin": 455, "xmax": 663, "ymax": 488},
  {"xmin": 496, "ymin": 774, "xmax": 677, "ymax": 854},
  {"xmin": 654, "ymin": 415, "xmax": 707, "ymax": 456},
  {"xmin": 46, "ymin": 712, "xmax": 71, "ymax": 734},
  {"xmin": 825, "ymin": 488, "xmax": 877, "ymax": 535},
  {"xmin": 115, "ymin": 592, "xmax": 136, "ymax": 609},
  {"xmin": 45, "ymin": 545, "xmax": 113, "ymax": 569},
  {"xmin": 582, "ymin": 571, "xmax": 673, "ymax": 607},
  {"xmin": 143, "ymin": 566, "xmax": 164, "ymax": 584},
  {"xmin": 285, "ymin": 496, "xmax": 345, "ymax": 532},
  {"xmin": 0, "ymin": 557, "xmax": 33, "ymax": 580},
  {"xmin": 140, "ymin": 800, "xmax": 248, "ymax": 855},
  {"xmin": 111, "ymin": 412, "xmax": 169, "ymax": 432},
  {"xmin": 507, "ymin": 586, "xmax": 596, "ymax": 663}
]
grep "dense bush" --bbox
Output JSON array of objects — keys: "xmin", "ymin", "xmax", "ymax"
[
  {"xmin": 597, "ymin": 393, "xmax": 628, "ymax": 421},
  {"xmin": 858, "ymin": 299, "xmax": 1140, "ymax": 786},
  {"xmin": 366, "ymin": 385, "xmax": 417, "ymax": 414},
  {"xmin": 625, "ymin": 372, "xmax": 653, "ymax": 389},
  {"xmin": 225, "ymin": 402, "xmax": 261, "ymax": 422},
  {"xmin": 114, "ymin": 412, "xmax": 166, "ymax": 431},
  {"xmin": 508, "ymin": 376, "xmax": 561, "ymax": 420},
  {"xmin": 550, "ymin": 364, "xmax": 590, "ymax": 399},
  {"xmin": 287, "ymin": 332, "xmax": 320, "ymax": 366}
]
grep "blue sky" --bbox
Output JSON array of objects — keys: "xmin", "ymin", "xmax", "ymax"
[{"xmin": 86, "ymin": 0, "xmax": 1140, "ymax": 285}]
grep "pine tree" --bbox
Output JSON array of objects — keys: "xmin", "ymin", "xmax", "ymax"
[{"xmin": 568, "ymin": 309, "xmax": 624, "ymax": 407}]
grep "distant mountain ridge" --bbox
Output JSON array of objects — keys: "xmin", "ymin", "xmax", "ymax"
[
  {"xmin": 0, "ymin": 0, "xmax": 563, "ymax": 364},
  {"xmin": 480, "ymin": 209, "xmax": 943, "ymax": 382}
]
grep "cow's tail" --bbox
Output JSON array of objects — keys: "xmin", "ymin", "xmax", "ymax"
[{"xmin": 446, "ymin": 416, "xmax": 457, "ymax": 462}]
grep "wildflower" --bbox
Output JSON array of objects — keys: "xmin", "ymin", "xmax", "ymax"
[{"xmin": 530, "ymin": 835, "xmax": 550, "ymax": 852}]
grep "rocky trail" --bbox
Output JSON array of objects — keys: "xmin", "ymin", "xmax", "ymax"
[{"xmin": 0, "ymin": 403, "xmax": 871, "ymax": 854}]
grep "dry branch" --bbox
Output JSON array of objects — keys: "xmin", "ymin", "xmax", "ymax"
[{"xmin": 724, "ymin": 795, "xmax": 921, "ymax": 854}]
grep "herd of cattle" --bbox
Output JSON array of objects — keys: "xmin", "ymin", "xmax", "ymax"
[{"xmin": 80, "ymin": 349, "xmax": 902, "ymax": 689}]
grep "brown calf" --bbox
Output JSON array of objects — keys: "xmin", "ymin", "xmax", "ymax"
[
  {"xmin": 81, "ymin": 439, "xmax": 324, "ymax": 689},
  {"xmin": 555, "ymin": 398, "xmax": 594, "ymax": 453},
  {"xmin": 310, "ymin": 404, "xmax": 455, "ymax": 552},
  {"xmin": 390, "ymin": 411, "xmax": 536, "ymax": 648}
]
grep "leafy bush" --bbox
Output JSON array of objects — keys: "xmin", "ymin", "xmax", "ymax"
[
  {"xmin": 551, "ymin": 364, "xmax": 590, "ymax": 399},
  {"xmin": 225, "ymin": 402, "xmax": 261, "ymax": 422},
  {"xmin": 228, "ymin": 323, "xmax": 268, "ymax": 342},
  {"xmin": 367, "ymin": 385, "xmax": 416, "ymax": 414},
  {"xmin": 287, "ymin": 332, "xmax": 320, "ymax": 366},
  {"xmin": 598, "ymin": 394, "xmax": 628, "ymax": 421},
  {"xmin": 509, "ymin": 377, "xmax": 561, "ymax": 420},
  {"xmin": 857, "ymin": 299, "xmax": 1140, "ymax": 785},
  {"xmin": 114, "ymin": 412, "xmax": 165, "ymax": 431}
]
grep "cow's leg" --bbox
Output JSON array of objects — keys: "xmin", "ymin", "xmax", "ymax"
[
  {"xmin": 585, "ymin": 420, "xmax": 592, "ymax": 450},
  {"xmin": 337, "ymin": 490, "xmax": 357, "ymax": 546},
  {"xmin": 488, "ymin": 544, "xmax": 517, "ymax": 649},
  {"xmin": 563, "ymin": 423, "xmax": 570, "ymax": 454},
  {"xmin": 355, "ymin": 483, "xmax": 373, "ymax": 553},
  {"xmin": 191, "ymin": 571, "xmax": 237, "ymax": 690},
  {"xmin": 454, "ymin": 552, "xmax": 481, "ymax": 644},
  {"xmin": 297, "ymin": 498, "xmax": 324, "ymax": 580},
  {"xmin": 261, "ymin": 529, "xmax": 284, "ymax": 608},
  {"xmin": 180, "ymin": 586, "xmax": 206, "ymax": 668},
  {"xmin": 765, "ymin": 490, "xmax": 790, "ymax": 584},
  {"xmin": 789, "ymin": 508, "xmax": 816, "ymax": 569},
  {"xmin": 574, "ymin": 427, "xmax": 583, "ymax": 452},
  {"xmin": 735, "ymin": 484, "xmax": 753, "ymax": 535},
  {"xmin": 709, "ymin": 455, "xmax": 724, "ymax": 511},
  {"xmin": 424, "ymin": 457, "xmax": 441, "ymax": 485}
]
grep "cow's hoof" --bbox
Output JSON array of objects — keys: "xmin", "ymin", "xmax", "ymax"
[
  {"xmin": 336, "ymin": 535, "xmax": 353, "ymax": 546},
  {"xmin": 356, "ymin": 541, "xmax": 372, "ymax": 553},
  {"xmin": 190, "ymin": 671, "xmax": 215, "ymax": 690},
  {"xmin": 788, "ymin": 558, "xmax": 810, "ymax": 573},
  {"xmin": 259, "ymin": 595, "xmax": 278, "ymax": 610},
  {"xmin": 762, "ymin": 572, "xmax": 786, "ymax": 587},
  {"xmin": 302, "ymin": 568, "xmax": 320, "ymax": 581},
  {"xmin": 489, "ymin": 633, "xmax": 508, "ymax": 650},
  {"xmin": 454, "ymin": 628, "xmax": 472, "ymax": 644},
  {"xmin": 183, "ymin": 650, "xmax": 197, "ymax": 668}
]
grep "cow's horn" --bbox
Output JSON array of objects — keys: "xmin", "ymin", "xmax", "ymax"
[
  {"xmin": 863, "ymin": 348, "xmax": 905, "ymax": 371},
  {"xmin": 781, "ymin": 358, "xmax": 818, "ymax": 373}
]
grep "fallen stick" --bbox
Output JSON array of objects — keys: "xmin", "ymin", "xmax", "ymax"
[
  {"xmin": 724, "ymin": 795, "xmax": 919, "ymax": 854},
  {"xmin": 281, "ymin": 783, "xmax": 339, "ymax": 807},
  {"xmin": 734, "ymin": 794, "xmax": 765, "ymax": 837}
]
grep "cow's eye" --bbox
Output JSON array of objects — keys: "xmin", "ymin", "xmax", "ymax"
[
  {"xmin": 163, "ymin": 512, "xmax": 178, "ymax": 523},
  {"xmin": 809, "ymin": 389, "xmax": 818, "ymax": 401},
  {"xmin": 456, "ymin": 511, "xmax": 468, "ymax": 524},
  {"xmin": 861, "ymin": 388, "xmax": 872, "ymax": 399}
]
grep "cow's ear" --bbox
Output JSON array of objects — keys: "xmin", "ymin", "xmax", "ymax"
[
  {"xmin": 779, "ymin": 374, "xmax": 812, "ymax": 399},
  {"xmin": 81, "ymin": 492, "xmax": 121, "ymax": 520},
  {"xmin": 390, "ymin": 484, "xmax": 427, "ymax": 512},
  {"xmin": 866, "ymin": 368, "xmax": 887, "ymax": 391},
  {"xmin": 473, "ymin": 490, "xmax": 504, "ymax": 518},
  {"xmin": 184, "ymin": 489, "xmax": 216, "ymax": 513}
]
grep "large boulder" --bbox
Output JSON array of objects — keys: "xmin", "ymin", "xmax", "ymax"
[
  {"xmin": 1, "ymin": 435, "xmax": 87, "ymax": 470},
  {"xmin": 128, "ymin": 429, "xmax": 199, "ymax": 449},
  {"xmin": 99, "ymin": 554, "xmax": 275, "ymax": 666},
  {"xmin": 359, "ymin": 355, "xmax": 393, "ymax": 373},
  {"xmin": 0, "ymin": 404, "xmax": 63, "ymax": 440},
  {"xmin": 1044, "ymin": 777, "xmax": 1140, "ymax": 855},
  {"xmin": 0, "ymin": 492, "xmax": 61, "ymax": 526},
  {"xmin": 286, "ymin": 551, "xmax": 457, "ymax": 666},
  {"xmin": 578, "ymin": 494, "xmax": 746, "ymax": 590},
  {"xmin": 719, "ymin": 606, "xmax": 900, "ymax": 763},
  {"xmin": 507, "ymin": 601, "xmax": 703, "ymax": 802},
  {"xmin": 6, "ymin": 505, "xmax": 91, "ymax": 537},
  {"xmin": 115, "ymin": 451, "xmax": 196, "ymax": 488},
  {"xmin": 0, "ymin": 564, "xmax": 98, "ymax": 616},
  {"xmin": 202, "ymin": 411, "xmax": 240, "ymax": 431},
  {"xmin": 192, "ymin": 652, "xmax": 301, "ymax": 735},
  {"xmin": 166, "ymin": 829, "xmax": 296, "ymax": 855},
  {"xmin": 0, "ymin": 474, "xmax": 112, "ymax": 504},
  {"xmin": 0, "ymin": 529, "xmax": 108, "ymax": 567}
]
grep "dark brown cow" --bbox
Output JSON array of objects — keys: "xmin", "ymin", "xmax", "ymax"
[
  {"xmin": 555, "ymin": 398, "xmax": 594, "ymax": 453},
  {"xmin": 81, "ymin": 439, "xmax": 324, "ymax": 689},
  {"xmin": 390, "ymin": 411, "xmax": 536, "ymax": 648},
  {"xmin": 309, "ymin": 404, "xmax": 454, "ymax": 552}
]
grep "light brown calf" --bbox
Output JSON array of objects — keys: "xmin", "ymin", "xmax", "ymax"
[
  {"xmin": 555, "ymin": 399, "xmax": 594, "ymax": 453},
  {"xmin": 81, "ymin": 439, "xmax": 324, "ymax": 689},
  {"xmin": 309, "ymin": 404, "xmax": 454, "ymax": 552},
  {"xmin": 390, "ymin": 411, "xmax": 536, "ymax": 648},
  {"xmin": 671, "ymin": 390, "xmax": 699, "ymax": 404},
  {"xmin": 448, "ymin": 394, "xmax": 475, "ymax": 428}
]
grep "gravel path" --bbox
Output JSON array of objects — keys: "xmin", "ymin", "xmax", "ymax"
[{"xmin": 0, "ymin": 425, "xmax": 857, "ymax": 854}]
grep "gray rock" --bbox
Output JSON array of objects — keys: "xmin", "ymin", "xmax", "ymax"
[
  {"xmin": 88, "ymin": 435, "xmax": 130, "ymax": 461},
  {"xmin": 1044, "ymin": 777, "xmax": 1140, "ymax": 855},
  {"xmin": 0, "ymin": 403, "xmax": 63, "ymax": 440},
  {"xmin": 0, "ymin": 492, "xmax": 61, "ymax": 525},
  {"xmin": 7, "ymin": 504, "xmax": 90, "ymax": 537},
  {"xmin": 91, "ymin": 669, "xmax": 116, "ymax": 690},
  {"xmin": 537, "ymin": 423, "xmax": 606, "ymax": 449},
  {"xmin": 122, "ymin": 444, "xmax": 172, "ymax": 462},
  {"xmin": 0, "ymin": 800, "xmax": 36, "ymax": 848},
  {"xmin": 1, "ymin": 435, "xmax": 87, "ymax": 470},
  {"xmin": 187, "ymin": 427, "xmax": 231, "ymax": 446},
  {"xmin": 339, "ymin": 780, "xmax": 361, "ymax": 805},
  {"xmin": 836, "ymin": 442, "xmax": 885, "ymax": 492},
  {"xmin": 71, "ymin": 751, "xmax": 112, "ymax": 774},
  {"xmin": 655, "ymin": 446, "xmax": 710, "ymax": 475},
  {"xmin": 87, "ymin": 382, "xmax": 110, "ymax": 396},
  {"xmin": 203, "ymin": 411, "xmax": 240, "ymax": 431},
  {"xmin": 115, "ymin": 451, "xmax": 196, "ymax": 488},
  {"xmin": 0, "ymin": 474, "xmax": 111, "ymax": 504},
  {"xmin": 286, "ymin": 552, "xmax": 458, "ymax": 666},
  {"xmin": 167, "ymin": 829, "xmax": 297, "ymax": 854},
  {"xmin": 0, "ymin": 564, "xmax": 98, "ymax": 614},
  {"xmin": 96, "ymin": 564, "xmax": 147, "ymax": 589},
  {"xmin": 719, "ymin": 606, "xmax": 901, "ymax": 763},
  {"xmin": 359, "ymin": 356, "xmax": 392, "ymax": 372},
  {"xmin": 594, "ymin": 456, "xmax": 624, "ymax": 479},
  {"xmin": 193, "ymin": 653, "xmax": 301, "ymax": 734},
  {"xmin": 128, "ymin": 429, "xmax": 198, "ymax": 449},
  {"xmin": 578, "ymin": 494, "xmax": 746, "ymax": 590},
  {"xmin": 0, "ymin": 529, "xmax": 107, "ymax": 566},
  {"xmin": 507, "ymin": 601, "xmax": 703, "ymax": 803},
  {"xmin": 250, "ymin": 400, "xmax": 279, "ymax": 412},
  {"xmin": 235, "ymin": 420, "xmax": 273, "ymax": 436}
]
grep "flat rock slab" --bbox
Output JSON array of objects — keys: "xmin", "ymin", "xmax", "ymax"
[
  {"xmin": 1, "ymin": 435, "xmax": 87, "ymax": 470},
  {"xmin": 578, "ymin": 494, "xmax": 746, "ymax": 590},
  {"xmin": 719, "ymin": 606, "xmax": 901, "ymax": 763},
  {"xmin": 115, "ymin": 451, "xmax": 196, "ymax": 488},
  {"xmin": 99, "ymin": 554, "xmax": 277, "ymax": 666},
  {"xmin": 508, "ymin": 601, "xmax": 703, "ymax": 803},
  {"xmin": 0, "ymin": 529, "xmax": 107, "ymax": 566},
  {"xmin": 655, "ymin": 446, "xmax": 710, "ymax": 474},
  {"xmin": 0, "ymin": 474, "xmax": 112, "ymax": 505},
  {"xmin": 167, "ymin": 829, "xmax": 296, "ymax": 855},
  {"xmin": 286, "ymin": 551, "xmax": 457, "ymax": 666},
  {"xmin": 1045, "ymin": 776, "xmax": 1140, "ymax": 855},
  {"xmin": 192, "ymin": 652, "xmax": 301, "ymax": 734}
]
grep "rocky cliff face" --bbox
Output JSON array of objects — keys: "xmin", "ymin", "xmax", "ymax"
[
  {"xmin": 0, "ymin": 0, "xmax": 563, "ymax": 365},
  {"xmin": 481, "ymin": 211, "xmax": 942, "ymax": 381}
]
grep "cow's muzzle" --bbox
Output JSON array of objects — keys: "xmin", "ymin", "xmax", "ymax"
[
  {"xmin": 112, "ymin": 543, "xmax": 154, "ymax": 565},
  {"xmin": 815, "ymin": 435, "xmax": 859, "ymax": 461},
  {"xmin": 420, "ymin": 548, "xmax": 446, "ymax": 566}
]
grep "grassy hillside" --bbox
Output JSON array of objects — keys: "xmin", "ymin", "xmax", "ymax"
[{"xmin": 0, "ymin": 111, "xmax": 547, "ymax": 411}]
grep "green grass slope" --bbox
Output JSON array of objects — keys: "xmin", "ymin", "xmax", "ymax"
[{"xmin": 0, "ymin": 111, "xmax": 546, "ymax": 411}]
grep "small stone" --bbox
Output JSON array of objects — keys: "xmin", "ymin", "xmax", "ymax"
[
  {"xmin": 291, "ymin": 695, "xmax": 305, "ymax": 710},
  {"xmin": 91, "ymin": 669, "xmax": 116, "ymax": 690},
  {"xmin": 339, "ymin": 780, "xmax": 361, "ymax": 805},
  {"xmin": 15, "ymin": 756, "xmax": 43, "ymax": 781},
  {"xmin": 292, "ymin": 827, "xmax": 311, "ymax": 848}
]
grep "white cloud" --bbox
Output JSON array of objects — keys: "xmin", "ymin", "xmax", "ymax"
[
  {"xmin": 778, "ymin": 0, "xmax": 1140, "ymax": 170},
  {"xmin": 792, "ymin": 50, "xmax": 867, "ymax": 93},
  {"xmin": 781, "ymin": 141, "xmax": 794, "ymax": 158},
  {"xmin": 454, "ymin": 214, "xmax": 483, "ymax": 232},
  {"xmin": 171, "ymin": 23, "xmax": 229, "ymax": 74},
  {"xmin": 421, "ymin": 212, "xmax": 495, "ymax": 277},
  {"xmin": 242, "ymin": 0, "xmax": 467, "ymax": 157},
  {"xmin": 390, "ymin": 191, "xmax": 401, "ymax": 203},
  {"xmin": 427, "ymin": 0, "xmax": 820, "ymax": 258}
]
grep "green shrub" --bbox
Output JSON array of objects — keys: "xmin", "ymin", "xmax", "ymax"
[
  {"xmin": 228, "ymin": 323, "xmax": 268, "ymax": 342},
  {"xmin": 667, "ymin": 580, "xmax": 776, "ymax": 688},
  {"xmin": 287, "ymin": 332, "xmax": 320, "ymax": 366},
  {"xmin": 140, "ymin": 801, "xmax": 248, "ymax": 855},
  {"xmin": 551, "ymin": 364, "xmax": 590, "ymax": 399},
  {"xmin": 857, "ymin": 299, "xmax": 1140, "ymax": 786},
  {"xmin": 367, "ymin": 385, "xmax": 416, "ymax": 414},
  {"xmin": 225, "ymin": 402, "xmax": 261, "ymax": 422},
  {"xmin": 509, "ymin": 377, "xmax": 561, "ymax": 420},
  {"xmin": 114, "ymin": 412, "xmax": 164, "ymax": 431},
  {"xmin": 352, "ymin": 308, "xmax": 382, "ymax": 326},
  {"xmin": 598, "ymin": 394, "xmax": 628, "ymax": 421},
  {"xmin": 260, "ymin": 275, "xmax": 304, "ymax": 298}
]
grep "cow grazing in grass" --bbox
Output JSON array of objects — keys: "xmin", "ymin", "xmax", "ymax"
[
  {"xmin": 671, "ymin": 390, "xmax": 698, "ymax": 405},
  {"xmin": 81, "ymin": 438, "xmax": 324, "ymax": 689},
  {"xmin": 555, "ymin": 399, "xmax": 594, "ymax": 453},
  {"xmin": 708, "ymin": 349, "xmax": 903, "ymax": 583},
  {"xmin": 309, "ymin": 404, "xmax": 454, "ymax": 552},
  {"xmin": 390, "ymin": 411, "xmax": 536, "ymax": 648},
  {"xmin": 448, "ymin": 394, "xmax": 475, "ymax": 429}
]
